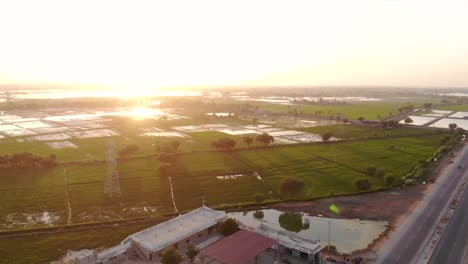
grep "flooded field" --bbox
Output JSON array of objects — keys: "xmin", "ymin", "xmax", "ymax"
[
  {"xmin": 399, "ymin": 115, "xmax": 436, "ymax": 126},
  {"xmin": 0, "ymin": 107, "xmax": 185, "ymax": 148},
  {"xmin": 430, "ymin": 118, "xmax": 468, "ymax": 130},
  {"xmin": 229, "ymin": 209, "xmax": 388, "ymax": 254},
  {"xmin": 449, "ymin": 111, "xmax": 468, "ymax": 119},
  {"xmin": 419, "ymin": 110, "xmax": 452, "ymax": 117},
  {"xmin": 174, "ymin": 123, "xmax": 340, "ymax": 144},
  {"xmin": 139, "ymin": 131, "xmax": 188, "ymax": 138}
]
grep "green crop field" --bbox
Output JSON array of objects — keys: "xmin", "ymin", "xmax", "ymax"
[
  {"xmin": 0, "ymin": 222, "xmax": 156, "ymax": 264},
  {"xmin": 252, "ymin": 101, "xmax": 414, "ymax": 120},
  {"xmin": 436, "ymin": 104, "xmax": 468, "ymax": 111},
  {"xmin": 0, "ymin": 132, "xmax": 447, "ymax": 232},
  {"xmin": 297, "ymin": 125, "xmax": 445, "ymax": 140}
]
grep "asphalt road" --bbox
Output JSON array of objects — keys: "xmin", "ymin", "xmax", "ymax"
[
  {"xmin": 376, "ymin": 144, "xmax": 468, "ymax": 264},
  {"xmin": 429, "ymin": 170, "xmax": 468, "ymax": 264}
]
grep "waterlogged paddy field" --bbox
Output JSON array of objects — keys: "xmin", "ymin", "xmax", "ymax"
[{"xmin": 0, "ymin": 133, "xmax": 446, "ymax": 230}]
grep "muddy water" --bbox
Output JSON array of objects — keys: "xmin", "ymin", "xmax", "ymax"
[{"xmin": 228, "ymin": 209, "xmax": 388, "ymax": 254}]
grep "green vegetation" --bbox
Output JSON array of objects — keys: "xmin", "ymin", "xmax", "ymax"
[
  {"xmin": 217, "ymin": 218, "xmax": 239, "ymax": 236},
  {"xmin": 118, "ymin": 144, "xmax": 140, "ymax": 158},
  {"xmin": 437, "ymin": 103, "xmax": 468, "ymax": 111},
  {"xmin": 321, "ymin": 131, "xmax": 333, "ymax": 142},
  {"xmin": 298, "ymin": 125, "xmax": 445, "ymax": 140},
  {"xmin": 212, "ymin": 137, "xmax": 237, "ymax": 151},
  {"xmin": 384, "ymin": 173, "xmax": 396, "ymax": 185},
  {"xmin": 253, "ymin": 193, "xmax": 265, "ymax": 203},
  {"xmin": 0, "ymin": 133, "xmax": 448, "ymax": 228},
  {"xmin": 185, "ymin": 243, "xmax": 199, "ymax": 263},
  {"xmin": 161, "ymin": 247, "xmax": 183, "ymax": 264},
  {"xmin": 253, "ymin": 210, "xmax": 264, "ymax": 219},
  {"xmin": 353, "ymin": 178, "xmax": 372, "ymax": 191},
  {"xmin": 280, "ymin": 177, "xmax": 305, "ymax": 199},
  {"xmin": 256, "ymin": 101, "xmax": 414, "ymax": 120},
  {"xmin": 0, "ymin": 222, "xmax": 156, "ymax": 264},
  {"xmin": 255, "ymin": 133, "xmax": 275, "ymax": 146},
  {"xmin": 278, "ymin": 211, "xmax": 307, "ymax": 233},
  {"xmin": 0, "ymin": 152, "xmax": 57, "ymax": 168}
]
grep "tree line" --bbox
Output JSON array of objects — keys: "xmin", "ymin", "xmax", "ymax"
[{"xmin": 0, "ymin": 152, "xmax": 57, "ymax": 169}]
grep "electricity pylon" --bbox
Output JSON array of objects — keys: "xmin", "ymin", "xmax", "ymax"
[{"xmin": 104, "ymin": 140, "xmax": 121, "ymax": 198}]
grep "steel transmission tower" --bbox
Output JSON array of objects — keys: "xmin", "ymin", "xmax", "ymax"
[{"xmin": 104, "ymin": 140, "xmax": 121, "ymax": 198}]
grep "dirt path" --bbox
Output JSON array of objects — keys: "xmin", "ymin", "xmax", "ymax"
[
  {"xmin": 168, "ymin": 176, "xmax": 179, "ymax": 214},
  {"xmin": 272, "ymin": 184, "xmax": 427, "ymax": 223},
  {"xmin": 63, "ymin": 168, "xmax": 72, "ymax": 225}
]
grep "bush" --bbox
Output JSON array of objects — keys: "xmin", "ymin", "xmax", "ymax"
[
  {"xmin": 253, "ymin": 193, "xmax": 265, "ymax": 203},
  {"xmin": 256, "ymin": 133, "xmax": 275, "ymax": 146},
  {"xmin": 217, "ymin": 218, "xmax": 239, "ymax": 236},
  {"xmin": 212, "ymin": 138, "xmax": 237, "ymax": 151},
  {"xmin": 253, "ymin": 210, "xmax": 264, "ymax": 219},
  {"xmin": 321, "ymin": 131, "xmax": 333, "ymax": 142},
  {"xmin": 384, "ymin": 174, "xmax": 396, "ymax": 185},
  {"xmin": 161, "ymin": 247, "xmax": 183, "ymax": 264},
  {"xmin": 280, "ymin": 177, "xmax": 305, "ymax": 199},
  {"xmin": 375, "ymin": 169, "xmax": 385, "ymax": 178},
  {"xmin": 118, "ymin": 144, "xmax": 140, "ymax": 157},
  {"xmin": 366, "ymin": 166, "xmax": 377, "ymax": 176},
  {"xmin": 353, "ymin": 178, "xmax": 372, "ymax": 191}
]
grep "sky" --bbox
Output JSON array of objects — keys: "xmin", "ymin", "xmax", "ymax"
[{"xmin": 0, "ymin": 0, "xmax": 467, "ymax": 91}]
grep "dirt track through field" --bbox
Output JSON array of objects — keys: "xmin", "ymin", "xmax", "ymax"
[
  {"xmin": 64, "ymin": 168, "xmax": 72, "ymax": 225},
  {"xmin": 168, "ymin": 176, "xmax": 179, "ymax": 214}
]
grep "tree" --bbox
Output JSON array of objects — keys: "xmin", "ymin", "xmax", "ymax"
[
  {"xmin": 375, "ymin": 169, "xmax": 386, "ymax": 178},
  {"xmin": 278, "ymin": 211, "xmax": 306, "ymax": 232},
  {"xmin": 404, "ymin": 117, "xmax": 413, "ymax": 124},
  {"xmin": 170, "ymin": 140, "xmax": 181, "ymax": 152},
  {"xmin": 342, "ymin": 118, "xmax": 349, "ymax": 123},
  {"xmin": 212, "ymin": 138, "xmax": 236, "ymax": 151},
  {"xmin": 253, "ymin": 210, "xmax": 264, "ymax": 219},
  {"xmin": 280, "ymin": 177, "xmax": 305, "ymax": 199},
  {"xmin": 423, "ymin": 103, "xmax": 433, "ymax": 110},
  {"xmin": 185, "ymin": 243, "xmax": 199, "ymax": 263},
  {"xmin": 253, "ymin": 193, "xmax": 265, "ymax": 203},
  {"xmin": 321, "ymin": 131, "xmax": 333, "ymax": 142},
  {"xmin": 256, "ymin": 133, "xmax": 274, "ymax": 146},
  {"xmin": 217, "ymin": 218, "xmax": 239, "ymax": 236},
  {"xmin": 384, "ymin": 173, "xmax": 396, "ymax": 185},
  {"xmin": 155, "ymin": 140, "xmax": 181, "ymax": 153},
  {"xmin": 160, "ymin": 247, "xmax": 183, "ymax": 264},
  {"xmin": 449, "ymin": 123, "xmax": 458, "ymax": 132},
  {"xmin": 366, "ymin": 166, "xmax": 377, "ymax": 176},
  {"xmin": 243, "ymin": 136, "xmax": 254, "ymax": 149},
  {"xmin": 357, "ymin": 116, "xmax": 365, "ymax": 121},
  {"xmin": 353, "ymin": 178, "xmax": 371, "ymax": 191}
]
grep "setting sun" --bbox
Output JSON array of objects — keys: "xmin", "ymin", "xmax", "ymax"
[{"xmin": 1, "ymin": 0, "xmax": 468, "ymax": 89}]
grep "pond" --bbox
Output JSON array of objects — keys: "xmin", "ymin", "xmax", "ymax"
[{"xmin": 228, "ymin": 209, "xmax": 388, "ymax": 254}]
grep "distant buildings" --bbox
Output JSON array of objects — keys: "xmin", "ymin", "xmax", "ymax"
[{"xmin": 60, "ymin": 206, "xmax": 320, "ymax": 264}]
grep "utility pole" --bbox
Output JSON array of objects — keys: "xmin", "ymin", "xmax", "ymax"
[{"xmin": 327, "ymin": 220, "xmax": 331, "ymax": 257}]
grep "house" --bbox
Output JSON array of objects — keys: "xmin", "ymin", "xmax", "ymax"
[{"xmin": 94, "ymin": 206, "xmax": 226, "ymax": 263}]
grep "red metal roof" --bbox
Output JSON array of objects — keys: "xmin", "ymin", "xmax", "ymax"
[{"xmin": 200, "ymin": 229, "xmax": 277, "ymax": 264}]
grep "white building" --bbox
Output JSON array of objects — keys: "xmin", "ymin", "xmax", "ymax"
[{"xmin": 98, "ymin": 206, "xmax": 225, "ymax": 263}]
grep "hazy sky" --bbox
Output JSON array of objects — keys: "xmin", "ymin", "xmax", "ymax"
[{"xmin": 1, "ymin": 0, "xmax": 467, "ymax": 90}]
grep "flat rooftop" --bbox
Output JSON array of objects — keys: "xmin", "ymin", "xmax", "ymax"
[{"xmin": 131, "ymin": 206, "xmax": 226, "ymax": 252}]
